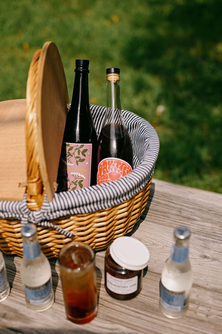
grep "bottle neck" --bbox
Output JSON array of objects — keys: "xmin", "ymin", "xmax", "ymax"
[
  {"xmin": 22, "ymin": 233, "xmax": 41, "ymax": 260},
  {"xmin": 104, "ymin": 74, "xmax": 122, "ymax": 126},
  {"xmin": 71, "ymin": 68, "xmax": 89, "ymax": 109},
  {"xmin": 64, "ymin": 67, "xmax": 90, "ymax": 143},
  {"xmin": 170, "ymin": 237, "xmax": 190, "ymax": 263}
]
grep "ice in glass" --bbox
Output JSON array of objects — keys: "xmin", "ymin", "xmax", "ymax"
[{"xmin": 58, "ymin": 242, "xmax": 97, "ymax": 324}]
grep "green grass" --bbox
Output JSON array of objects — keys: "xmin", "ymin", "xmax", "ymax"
[{"xmin": 1, "ymin": 0, "xmax": 222, "ymax": 193}]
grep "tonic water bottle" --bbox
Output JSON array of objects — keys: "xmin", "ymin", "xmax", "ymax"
[
  {"xmin": 0, "ymin": 251, "xmax": 10, "ymax": 302},
  {"xmin": 159, "ymin": 226, "xmax": 192, "ymax": 318},
  {"xmin": 20, "ymin": 223, "xmax": 54, "ymax": 311}
]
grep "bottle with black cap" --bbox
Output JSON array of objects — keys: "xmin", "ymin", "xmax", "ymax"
[
  {"xmin": 159, "ymin": 226, "xmax": 193, "ymax": 318},
  {"xmin": 58, "ymin": 59, "xmax": 98, "ymax": 191},
  {"xmin": 97, "ymin": 68, "xmax": 133, "ymax": 184}
]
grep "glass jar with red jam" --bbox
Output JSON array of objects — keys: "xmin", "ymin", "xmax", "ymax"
[{"xmin": 105, "ymin": 236, "xmax": 150, "ymax": 300}]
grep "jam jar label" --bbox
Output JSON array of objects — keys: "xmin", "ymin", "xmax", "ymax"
[{"xmin": 106, "ymin": 272, "xmax": 138, "ymax": 295}]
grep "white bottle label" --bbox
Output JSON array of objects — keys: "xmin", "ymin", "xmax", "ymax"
[
  {"xmin": 0, "ymin": 267, "xmax": 8, "ymax": 292},
  {"xmin": 160, "ymin": 280, "xmax": 185, "ymax": 311},
  {"xmin": 106, "ymin": 272, "xmax": 138, "ymax": 295},
  {"xmin": 25, "ymin": 279, "xmax": 53, "ymax": 305}
]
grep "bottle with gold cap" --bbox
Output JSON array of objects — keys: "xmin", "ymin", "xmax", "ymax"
[{"xmin": 97, "ymin": 68, "xmax": 133, "ymax": 184}]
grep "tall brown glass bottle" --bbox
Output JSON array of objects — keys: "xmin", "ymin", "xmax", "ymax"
[
  {"xmin": 58, "ymin": 59, "xmax": 98, "ymax": 191},
  {"xmin": 97, "ymin": 68, "xmax": 133, "ymax": 185}
]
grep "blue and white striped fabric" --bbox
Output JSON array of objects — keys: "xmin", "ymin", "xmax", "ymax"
[{"xmin": 0, "ymin": 105, "xmax": 159, "ymax": 237}]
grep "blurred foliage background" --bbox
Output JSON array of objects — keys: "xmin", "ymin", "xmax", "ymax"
[{"xmin": 1, "ymin": 0, "xmax": 222, "ymax": 193}]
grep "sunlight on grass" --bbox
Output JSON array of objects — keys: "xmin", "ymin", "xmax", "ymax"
[{"xmin": 1, "ymin": 0, "xmax": 222, "ymax": 193}]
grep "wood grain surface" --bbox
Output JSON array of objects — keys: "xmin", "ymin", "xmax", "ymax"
[{"xmin": 1, "ymin": 179, "xmax": 222, "ymax": 334}]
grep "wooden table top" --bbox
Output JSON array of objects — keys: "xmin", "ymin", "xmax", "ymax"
[{"xmin": 1, "ymin": 178, "xmax": 222, "ymax": 334}]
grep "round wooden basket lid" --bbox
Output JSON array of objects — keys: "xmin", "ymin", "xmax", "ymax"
[{"xmin": 26, "ymin": 41, "xmax": 69, "ymax": 202}]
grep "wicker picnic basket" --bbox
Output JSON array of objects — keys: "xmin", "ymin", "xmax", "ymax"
[{"xmin": 0, "ymin": 42, "xmax": 159, "ymax": 258}]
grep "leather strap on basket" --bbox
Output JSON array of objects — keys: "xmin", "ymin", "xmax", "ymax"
[{"xmin": 26, "ymin": 49, "xmax": 44, "ymax": 210}]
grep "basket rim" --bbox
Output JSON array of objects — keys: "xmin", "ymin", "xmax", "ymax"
[
  {"xmin": 0, "ymin": 105, "xmax": 159, "ymax": 238},
  {"xmin": 0, "ymin": 106, "xmax": 159, "ymax": 211}
]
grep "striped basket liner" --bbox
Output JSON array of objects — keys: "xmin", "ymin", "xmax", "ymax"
[{"xmin": 0, "ymin": 105, "xmax": 159, "ymax": 258}]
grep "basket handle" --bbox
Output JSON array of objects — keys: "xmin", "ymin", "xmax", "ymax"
[{"xmin": 25, "ymin": 49, "xmax": 44, "ymax": 210}]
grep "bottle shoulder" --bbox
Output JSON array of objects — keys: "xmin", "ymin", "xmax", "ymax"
[
  {"xmin": 161, "ymin": 257, "xmax": 192, "ymax": 292},
  {"xmin": 21, "ymin": 252, "xmax": 49, "ymax": 267},
  {"xmin": 163, "ymin": 257, "xmax": 192, "ymax": 271},
  {"xmin": 98, "ymin": 123, "xmax": 133, "ymax": 165},
  {"xmin": 161, "ymin": 258, "xmax": 192, "ymax": 282},
  {"xmin": 20, "ymin": 252, "xmax": 52, "ymax": 286},
  {"xmin": 64, "ymin": 107, "xmax": 97, "ymax": 143}
]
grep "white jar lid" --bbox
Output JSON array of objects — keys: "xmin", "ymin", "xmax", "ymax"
[{"xmin": 110, "ymin": 236, "xmax": 150, "ymax": 271}]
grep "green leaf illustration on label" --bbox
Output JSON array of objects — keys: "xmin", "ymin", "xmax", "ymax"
[
  {"xmin": 58, "ymin": 143, "xmax": 92, "ymax": 191},
  {"xmin": 69, "ymin": 172, "xmax": 85, "ymax": 191}
]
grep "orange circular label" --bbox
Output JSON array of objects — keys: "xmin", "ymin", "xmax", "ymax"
[{"xmin": 97, "ymin": 158, "xmax": 132, "ymax": 185}]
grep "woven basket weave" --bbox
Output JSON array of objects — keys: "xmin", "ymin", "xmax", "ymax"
[
  {"xmin": 0, "ymin": 180, "xmax": 151, "ymax": 258},
  {"xmin": 0, "ymin": 42, "xmax": 159, "ymax": 258}
]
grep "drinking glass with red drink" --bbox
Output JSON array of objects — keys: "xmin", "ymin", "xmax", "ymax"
[{"xmin": 58, "ymin": 242, "xmax": 97, "ymax": 324}]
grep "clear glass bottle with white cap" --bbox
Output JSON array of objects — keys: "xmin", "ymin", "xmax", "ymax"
[
  {"xmin": 159, "ymin": 226, "xmax": 192, "ymax": 319},
  {"xmin": 105, "ymin": 236, "xmax": 150, "ymax": 300},
  {"xmin": 20, "ymin": 223, "xmax": 54, "ymax": 311},
  {"xmin": 0, "ymin": 251, "xmax": 10, "ymax": 302}
]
